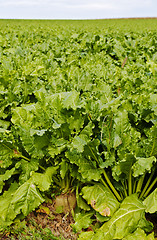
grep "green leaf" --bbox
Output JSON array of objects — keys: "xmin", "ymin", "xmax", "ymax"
[
  {"xmin": 62, "ymin": 91, "xmax": 82, "ymax": 110},
  {"xmin": 67, "ymin": 110, "xmax": 84, "ymax": 133},
  {"xmin": 93, "ymin": 194, "xmax": 145, "ymax": 240},
  {"xmin": 112, "ymin": 154, "xmax": 136, "ymax": 181},
  {"xmin": 122, "ymin": 228, "xmax": 155, "ymax": 240},
  {"xmin": 11, "ymin": 106, "xmax": 34, "ymax": 127},
  {"xmin": 72, "ymin": 211, "xmax": 94, "ymax": 232},
  {"xmin": 71, "ymin": 122, "xmax": 94, "ymax": 152},
  {"xmin": 0, "ymin": 179, "xmax": 44, "ymax": 229},
  {"xmin": 100, "ymin": 150, "xmax": 115, "ymax": 168},
  {"xmin": 60, "ymin": 160, "xmax": 69, "ymax": 179},
  {"xmin": 138, "ymin": 215, "xmax": 153, "ymax": 233},
  {"xmin": 133, "ymin": 156, "xmax": 156, "ymax": 177},
  {"xmin": 82, "ymin": 183, "xmax": 119, "ymax": 217},
  {"xmin": 0, "ymin": 141, "xmax": 14, "ymax": 168},
  {"xmin": 113, "ymin": 132, "xmax": 122, "ymax": 148},
  {"xmin": 0, "ymin": 182, "xmax": 18, "ymax": 229},
  {"xmin": 95, "ymin": 211, "xmax": 110, "ymax": 222},
  {"xmin": 15, "ymin": 159, "xmax": 39, "ymax": 184},
  {"xmin": 8, "ymin": 180, "xmax": 44, "ymax": 217},
  {"xmin": 76, "ymin": 186, "xmax": 90, "ymax": 211},
  {"xmin": 31, "ymin": 166, "xmax": 58, "ymax": 191},
  {"xmin": 0, "ymin": 167, "xmax": 16, "ymax": 182},
  {"xmin": 0, "ymin": 119, "xmax": 10, "ymax": 129},
  {"xmin": 16, "ymin": 128, "xmax": 49, "ymax": 158},
  {"xmin": 48, "ymin": 137, "xmax": 67, "ymax": 158},
  {"xmin": 78, "ymin": 231, "xmax": 95, "ymax": 240},
  {"xmin": 66, "ymin": 149, "xmax": 101, "ymax": 181},
  {"xmin": 143, "ymin": 188, "xmax": 157, "ymax": 213}
]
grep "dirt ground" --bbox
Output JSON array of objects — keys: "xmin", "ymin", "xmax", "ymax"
[
  {"xmin": 25, "ymin": 203, "xmax": 157, "ymax": 240},
  {"xmin": 26, "ymin": 201, "xmax": 79, "ymax": 240}
]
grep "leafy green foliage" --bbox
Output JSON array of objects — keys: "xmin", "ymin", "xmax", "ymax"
[
  {"xmin": 0, "ymin": 19, "xmax": 157, "ymax": 238},
  {"xmin": 82, "ymin": 184, "xmax": 119, "ymax": 217},
  {"xmin": 78, "ymin": 194, "xmax": 154, "ymax": 240},
  {"xmin": 143, "ymin": 188, "xmax": 157, "ymax": 213},
  {"xmin": 122, "ymin": 228, "xmax": 154, "ymax": 240},
  {"xmin": 72, "ymin": 211, "xmax": 94, "ymax": 232},
  {"xmin": 94, "ymin": 194, "xmax": 145, "ymax": 239}
]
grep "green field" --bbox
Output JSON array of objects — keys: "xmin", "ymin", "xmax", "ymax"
[{"xmin": 0, "ymin": 19, "xmax": 157, "ymax": 239}]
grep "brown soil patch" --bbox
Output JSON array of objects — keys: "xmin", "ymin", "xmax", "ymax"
[{"xmin": 25, "ymin": 201, "xmax": 79, "ymax": 240}]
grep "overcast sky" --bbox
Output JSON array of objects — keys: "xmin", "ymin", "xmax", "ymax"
[{"xmin": 0, "ymin": 0, "xmax": 156, "ymax": 19}]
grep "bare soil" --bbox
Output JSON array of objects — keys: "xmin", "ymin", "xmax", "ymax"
[{"xmin": 26, "ymin": 200, "xmax": 79, "ymax": 240}]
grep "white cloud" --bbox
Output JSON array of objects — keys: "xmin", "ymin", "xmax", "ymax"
[
  {"xmin": 0, "ymin": 0, "xmax": 156, "ymax": 19},
  {"xmin": 0, "ymin": 0, "xmax": 154, "ymax": 7},
  {"xmin": 0, "ymin": 0, "xmax": 51, "ymax": 6},
  {"xmin": 67, "ymin": 3, "xmax": 118, "ymax": 10}
]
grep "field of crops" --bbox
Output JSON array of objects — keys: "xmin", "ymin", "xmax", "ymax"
[{"xmin": 0, "ymin": 19, "xmax": 157, "ymax": 239}]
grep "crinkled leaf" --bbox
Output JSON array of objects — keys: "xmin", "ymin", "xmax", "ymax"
[
  {"xmin": 17, "ymin": 128, "xmax": 49, "ymax": 158},
  {"xmin": 66, "ymin": 149, "xmax": 101, "ymax": 181},
  {"xmin": 133, "ymin": 156, "xmax": 156, "ymax": 177},
  {"xmin": 15, "ymin": 159, "xmax": 39, "ymax": 184},
  {"xmin": 31, "ymin": 166, "xmax": 58, "ymax": 191},
  {"xmin": 71, "ymin": 122, "xmax": 94, "ymax": 152},
  {"xmin": 67, "ymin": 111, "xmax": 84, "ymax": 133},
  {"xmin": 48, "ymin": 137, "xmax": 67, "ymax": 158},
  {"xmin": 0, "ymin": 167, "xmax": 16, "ymax": 182},
  {"xmin": 112, "ymin": 154, "xmax": 136, "ymax": 181},
  {"xmin": 138, "ymin": 215, "xmax": 153, "ymax": 233},
  {"xmin": 100, "ymin": 150, "xmax": 115, "ymax": 168},
  {"xmin": 11, "ymin": 106, "xmax": 34, "ymax": 127},
  {"xmin": 62, "ymin": 91, "xmax": 82, "ymax": 110},
  {"xmin": 82, "ymin": 183, "xmax": 119, "ymax": 217}
]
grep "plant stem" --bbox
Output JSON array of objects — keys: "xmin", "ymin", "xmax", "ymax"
[
  {"xmin": 88, "ymin": 145, "xmax": 99, "ymax": 164},
  {"xmin": 53, "ymin": 176, "xmax": 61, "ymax": 186},
  {"xmin": 128, "ymin": 168, "xmax": 132, "ymax": 196},
  {"xmin": 143, "ymin": 177, "xmax": 157, "ymax": 198},
  {"xmin": 136, "ymin": 174, "xmax": 145, "ymax": 196},
  {"xmin": 20, "ymin": 155, "xmax": 30, "ymax": 161},
  {"xmin": 100, "ymin": 177, "xmax": 112, "ymax": 192},
  {"xmin": 122, "ymin": 181, "xmax": 128, "ymax": 198},
  {"xmin": 88, "ymin": 144, "xmax": 122, "ymax": 201},
  {"xmin": 102, "ymin": 169, "xmax": 122, "ymax": 201},
  {"xmin": 133, "ymin": 179, "xmax": 137, "ymax": 194},
  {"xmin": 139, "ymin": 171, "xmax": 155, "ymax": 199}
]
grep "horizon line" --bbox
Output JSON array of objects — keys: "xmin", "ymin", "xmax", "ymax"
[{"xmin": 0, "ymin": 17, "xmax": 157, "ymax": 20}]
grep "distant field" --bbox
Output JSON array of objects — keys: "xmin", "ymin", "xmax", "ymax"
[{"xmin": 0, "ymin": 18, "xmax": 157, "ymax": 31}]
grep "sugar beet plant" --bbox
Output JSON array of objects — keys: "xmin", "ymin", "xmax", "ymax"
[{"xmin": 0, "ymin": 20, "xmax": 157, "ymax": 239}]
